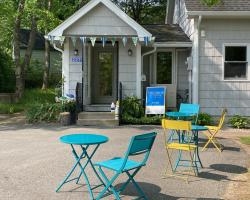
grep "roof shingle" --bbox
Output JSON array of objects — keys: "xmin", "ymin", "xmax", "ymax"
[
  {"xmin": 143, "ymin": 24, "xmax": 191, "ymax": 43},
  {"xmin": 185, "ymin": 0, "xmax": 250, "ymax": 11}
]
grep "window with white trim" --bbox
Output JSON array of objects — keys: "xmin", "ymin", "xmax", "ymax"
[{"xmin": 224, "ymin": 46, "xmax": 248, "ymax": 80}]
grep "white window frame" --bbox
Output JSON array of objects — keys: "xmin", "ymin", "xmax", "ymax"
[{"xmin": 222, "ymin": 43, "xmax": 250, "ymax": 81}]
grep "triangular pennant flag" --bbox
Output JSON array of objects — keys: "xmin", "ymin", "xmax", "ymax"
[
  {"xmin": 151, "ymin": 36, "xmax": 156, "ymax": 42},
  {"xmin": 101, "ymin": 37, "xmax": 107, "ymax": 47},
  {"xmin": 90, "ymin": 37, "xmax": 96, "ymax": 47},
  {"xmin": 132, "ymin": 37, "xmax": 138, "ymax": 46},
  {"xmin": 111, "ymin": 37, "xmax": 116, "ymax": 47},
  {"xmin": 71, "ymin": 37, "xmax": 77, "ymax": 48},
  {"xmin": 80, "ymin": 36, "xmax": 86, "ymax": 44},
  {"xmin": 144, "ymin": 36, "xmax": 149, "ymax": 46},
  {"xmin": 122, "ymin": 37, "xmax": 127, "ymax": 47},
  {"xmin": 59, "ymin": 36, "xmax": 65, "ymax": 46}
]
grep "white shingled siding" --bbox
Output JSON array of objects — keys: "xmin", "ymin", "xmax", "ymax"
[
  {"xmin": 64, "ymin": 3, "xmax": 137, "ymax": 36},
  {"xmin": 118, "ymin": 40, "xmax": 137, "ymax": 97},
  {"xmin": 173, "ymin": 0, "xmax": 194, "ymax": 39},
  {"xmin": 68, "ymin": 39, "xmax": 83, "ymax": 96},
  {"xmin": 199, "ymin": 19, "xmax": 250, "ymax": 116}
]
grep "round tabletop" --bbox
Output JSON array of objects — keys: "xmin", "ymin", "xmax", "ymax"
[
  {"xmin": 166, "ymin": 112, "xmax": 195, "ymax": 118},
  {"xmin": 60, "ymin": 134, "xmax": 109, "ymax": 145},
  {"xmin": 192, "ymin": 125, "xmax": 208, "ymax": 131}
]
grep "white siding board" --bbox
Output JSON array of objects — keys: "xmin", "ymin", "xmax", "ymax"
[
  {"xmin": 199, "ymin": 19, "xmax": 250, "ymax": 116},
  {"xmin": 64, "ymin": 3, "xmax": 137, "ymax": 36},
  {"xmin": 118, "ymin": 41, "xmax": 137, "ymax": 97}
]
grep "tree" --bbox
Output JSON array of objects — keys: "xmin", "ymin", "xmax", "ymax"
[
  {"xmin": 202, "ymin": 0, "xmax": 221, "ymax": 7},
  {"xmin": 113, "ymin": 0, "xmax": 167, "ymax": 24}
]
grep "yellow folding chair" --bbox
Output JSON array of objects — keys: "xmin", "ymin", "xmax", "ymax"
[
  {"xmin": 202, "ymin": 109, "xmax": 227, "ymax": 153},
  {"xmin": 162, "ymin": 119, "xmax": 198, "ymax": 182}
]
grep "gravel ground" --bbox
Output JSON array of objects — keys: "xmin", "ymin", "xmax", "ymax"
[{"xmin": 0, "ymin": 123, "xmax": 249, "ymax": 200}]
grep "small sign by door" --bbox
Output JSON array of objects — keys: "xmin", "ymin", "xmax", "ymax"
[{"xmin": 145, "ymin": 87, "xmax": 166, "ymax": 115}]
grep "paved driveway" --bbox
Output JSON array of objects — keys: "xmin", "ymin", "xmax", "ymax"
[{"xmin": 0, "ymin": 123, "xmax": 249, "ymax": 200}]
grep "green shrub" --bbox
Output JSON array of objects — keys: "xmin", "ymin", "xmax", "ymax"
[
  {"xmin": 122, "ymin": 113, "xmax": 162, "ymax": 125},
  {"xmin": 121, "ymin": 96, "xmax": 144, "ymax": 118},
  {"xmin": 26, "ymin": 103, "xmax": 62, "ymax": 123},
  {"xmin": 229, "ymin": 115, "xmax": 249, "ymax": 129},
  {"xmin": 197, "ymin": 113, "xmax": 213, "ymax": 125},
  {"xmin": 0, "ymin": 103, "xmax": 24, "ymax": 114},
  {"xmin": 0, "ymin": 49, "xmax": 15, "ymax": 93}
]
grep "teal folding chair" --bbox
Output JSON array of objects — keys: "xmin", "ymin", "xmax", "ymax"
[
  {"xmin": 179, "ymin": 103, "xmax": 200, "ymax": 124},
  {"xmin": 94, "ymin": 132, "xmax": 157, "ymax": 200}
]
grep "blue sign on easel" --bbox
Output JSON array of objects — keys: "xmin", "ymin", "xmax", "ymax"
[{"xmin": 145, "ymin": 87, "xmax": 166, "ymax": 115}]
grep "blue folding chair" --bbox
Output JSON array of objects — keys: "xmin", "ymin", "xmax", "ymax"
[
  {"xmin": 94, "ymin": 132, "xmax": 157, "ymax": 200},
  {"xmin": 179, "ymin": 103, "xmax": 200, "ymax": 124}
]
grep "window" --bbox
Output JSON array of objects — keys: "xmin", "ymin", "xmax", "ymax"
[
  {"xmin": 224, "ymin": 46, "xmax": 248, "ymax": 80},
  {"xmin": 157, "ymin": 52, "xmax": 172, "ymax": 84}
]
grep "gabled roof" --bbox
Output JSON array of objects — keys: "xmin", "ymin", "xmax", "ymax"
[
  {"xmin": 185, "ymin": 0, "xmax": 250, "ymax": 11},
  {"xmin": 143, "ymin": 24, "xmax": 191, "ymax": 43},
  {"xmin": 48, "ymin": 0, "xmax": 151, "ymax": 38}
]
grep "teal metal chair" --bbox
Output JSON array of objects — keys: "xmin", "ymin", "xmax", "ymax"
[
  {"xmin": 94, "ymin": 132, "xmax": 157, "ymax": 200},
  {"xmin": 179, "ymin": 103, "xmax": 200, "ymax": 124}
]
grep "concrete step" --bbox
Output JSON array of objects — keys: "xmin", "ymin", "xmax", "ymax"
[
  {"xmin": 78, "ymin": 112, "xmax": 115, "ymax": 120},
  {"xmin": 77, "ymin": 119, "xmax": 119, "ymax": 126},
  {"xmin": 83, "ymin": 104, "xmax": 110, "ymax": 112}
]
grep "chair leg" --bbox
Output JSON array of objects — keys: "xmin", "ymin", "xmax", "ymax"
[
  {"xmin": 126, "ymin": 171, "xmax": 148, "ymax": 200},
  {"xmin": 96, "ymin": 167, "xmax": 121, "ymax": 200},
  {"xmin": 118, "ymin": 167, "xmax": 141, "ymax": 194},
  {"xmin": 202, "ymin": 130, "xmax": 222, "ymax": 152}
]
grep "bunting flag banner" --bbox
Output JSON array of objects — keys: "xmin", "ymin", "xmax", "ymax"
[
  {"xmin": 101, "ymin": 37, "xmax": 107, "ymax": 47},
  {"xmin": 132, "ymin": 37, "xmax": 138, "ymax": 46},
  {"xmin": 111, "ymin": 37, "xmax": 116, "ymax": 47},
  {"xmin": 144, "ymin": 36, "xmax": 149, "ymax": 46},
  {"xmin": 90, "ymin": 37, "xmax": 96, "ymax": 47},
  {"xmin": 151, "ymin": 36, "xmax": 156, "ymax": 42},
  {"xmin": 59, "ymin": 36, "xmax": 65, "ymax": 46},
  {"xmin": 71, "ymin": 37, "xmax": 77, "ymax": 48},
  {"xmin": 80, "ymin": 36, "xmax": 86, "ymax": 44},
  {"xmin": 122, "ymin": 37, "xmax": 127, "ymax": 47}
]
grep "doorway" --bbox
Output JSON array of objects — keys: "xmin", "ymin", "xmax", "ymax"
[{"xmin": 91, "ymin": 46, "xmax": 117, "ymax": 104}]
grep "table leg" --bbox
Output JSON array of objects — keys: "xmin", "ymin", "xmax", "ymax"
[
  {"xmin": 194, "ymin": 131, "xmax": 203, "ymax": 168},
  {"xmin": 55, "ymin": 147, "xmax": 86, "ymax": 192},
  {"xmin": 76, "ymin": 145, "xmax": 106, "ymax": 188}
]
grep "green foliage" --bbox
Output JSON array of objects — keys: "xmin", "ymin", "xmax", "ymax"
[
  {"xmin": 201, "ymin": 0, "xmax": 221, "ymax": 7},
  {"xmin": 25, "ymin": 59, "xmax": 61, "ymax": 88},
  {"xmin": 113, "ymin": 0, "xmax": 166, "ymax": 24},
  {"xmin": 121, "ymin": 96, "xmax": 144, "ymax": 118},
  {"xmin": 0, "ymin": 50, "xmax": 15, "ymax": 92},
  {"xmin": 240, "ymin": 137, "xmax": 250, "ymax": 145},
  {"xmin": 26, "ymin": 103, "xmax": 62, "ymax": 123},
  {"xmin": 122, "ymin": 114, "xmax": 162, "ymax": 125},
  {"xmin": 197, "ymin": 113, "xmax": 213, "ymax": 126},
  {"xmin": 0, "ymin": 88, "xmax": 56, "ymax": 114},
  {"xmin": 229, "ymin": 115, "xmax": 249, "ymax": 129},
  {"xmin": 0, "ymin": 103, "xmax": 24, "ymax": 114}
]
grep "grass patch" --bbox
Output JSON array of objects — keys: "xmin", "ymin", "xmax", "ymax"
[
  {"xmin": 0, "ymin": 88, "xmax": 56, "ymax": 114},
  {"xmin": 240, "ymin": 137, "xmax": 250, "ymax": 145}
]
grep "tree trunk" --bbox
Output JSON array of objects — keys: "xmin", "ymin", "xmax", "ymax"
[
  {"xmin": 42, "ymin": 39, "xmax": 50, "ymax": 89},
  {"xmin": 42, "ymin": 0, "xmax": 52, "ymax": 90},
  {"xmin": 14, "ymin": 0, "xmax": 25, "ymax": 99},
  {"xmin": 22, "ymin": 16, "xmax": 37, "ymax": 78}
]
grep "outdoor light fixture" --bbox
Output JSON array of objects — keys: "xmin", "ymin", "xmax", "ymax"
[
  {"xmin": 74, "ymin": 49, "xmax": 79, "ymax": 56},
  {"xmin": 128, "ymin": 48, "xmax": 133, "ymax": 56}
]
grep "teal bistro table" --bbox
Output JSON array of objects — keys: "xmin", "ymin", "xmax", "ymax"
[
  {"xmin": 56, "ymin": 134, "xmax": 109, "ymax": 200},
  {"xmin": 166, "ymin": 111, "xmax": 196, "ymax": 119},
  {"xmin": 191, "ymin": 125, "xmax": 208, "ymax": 169}
]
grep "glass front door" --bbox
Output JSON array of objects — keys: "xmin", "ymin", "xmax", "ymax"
[
  {"xmin": 155, "ymin": 50, "xmax": 177, "ymax": 108},
  {"xmin": 92, "ymin": 47, "xmax": 117, "ymax": 104}
]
